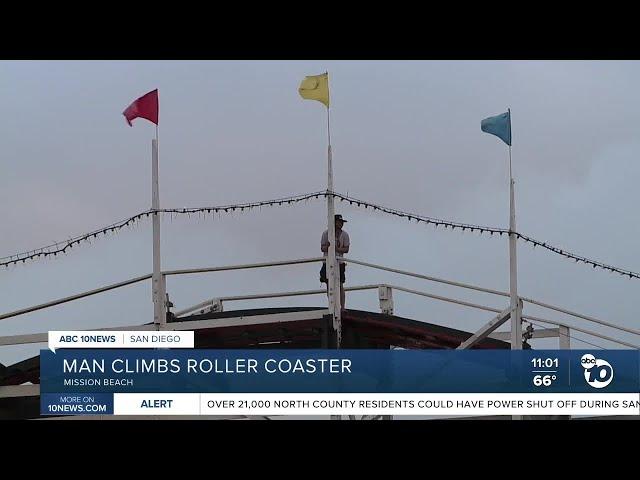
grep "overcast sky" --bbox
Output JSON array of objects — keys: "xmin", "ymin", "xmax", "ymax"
[{"xmin": 2, "ymin": 60, "xmax": 640, "ymax": 365}]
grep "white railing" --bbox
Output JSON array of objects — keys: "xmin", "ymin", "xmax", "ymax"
[{"xmin": 0, "ymin": 256, "xmax": 638, "ymax": 352}]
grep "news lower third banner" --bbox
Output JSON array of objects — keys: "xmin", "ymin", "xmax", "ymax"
[{"xmin": 39, "ymin": 347, "xmax": 640, "ymax": 416}]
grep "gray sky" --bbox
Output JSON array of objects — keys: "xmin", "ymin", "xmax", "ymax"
[{"xmin": 2, "ymin": 60, "xmax": 640, "ymax": 364}]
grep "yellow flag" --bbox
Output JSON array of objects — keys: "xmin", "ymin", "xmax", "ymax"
[{"xmin": 298, "ymin": 72, "xmax": 330, "ymax": 107}]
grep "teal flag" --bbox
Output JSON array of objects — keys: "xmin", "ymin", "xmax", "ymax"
[{"xmin": 481, "ymin": 111, "xmax": 511, "ymax": 146}]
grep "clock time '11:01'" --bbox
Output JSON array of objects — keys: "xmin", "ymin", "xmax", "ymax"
[{"xmin": 531, "ymin": 358, "xmax": 558, "ymax": 369}]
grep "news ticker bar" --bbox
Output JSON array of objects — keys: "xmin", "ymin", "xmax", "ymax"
[{"xmin": 41, "ymin": 393, "xmax": 640, "ymax": 416}]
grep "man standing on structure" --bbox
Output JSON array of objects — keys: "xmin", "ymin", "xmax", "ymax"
[{"xmin": 320, "ymin": 214, "xmax": 350, "ymax": 309}]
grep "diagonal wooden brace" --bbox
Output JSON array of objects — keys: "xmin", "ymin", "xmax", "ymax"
[{"xmin": 456, "ymin": 307, "xmax": 512, "ymax": 350}]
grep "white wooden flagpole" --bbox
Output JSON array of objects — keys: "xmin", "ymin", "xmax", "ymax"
[
  {"xmin": 152, "ymin": 125, "xmax": 165, "ymax": 329},
  {"xmin": 325, "ymin": 73, "xmax": 342, "ymax": 347},
  {"xmin": 508, "ymin": 109, "xmax": 522, "ymax": 350}
]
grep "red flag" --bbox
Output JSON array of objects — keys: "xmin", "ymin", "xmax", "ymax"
[{"xmin": 123, "ymin": 89, "xmax": 159, "ymax": 126}]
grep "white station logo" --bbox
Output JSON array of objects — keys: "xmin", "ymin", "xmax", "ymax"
[{"xmin": 580, "ymin": 354, "xmax": 614, "ymax": 389}]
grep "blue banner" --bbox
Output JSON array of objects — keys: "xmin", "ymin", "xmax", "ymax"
[{"xmin": 39, "ymin": 349, "xmax": 640, "ymax": 394}]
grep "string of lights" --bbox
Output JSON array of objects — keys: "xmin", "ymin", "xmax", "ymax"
[
  {"xmin": 2, "ymin": 190, "xmax": 639, "ymax": 281},
  {"xmin": 330, "ymin": 191, "xmax": 640, "ymax": 280},
  {"xmin": 0, "ymin": 191, "xmax": 326, "ymax": 268},
  {"xmin": 332, "ymin": 191, "xmax": 509, "ymax": 235},
  {"xmin": 0, "ymin": 211, "xmax": 151, "ymax": 267},
  {"xmin": 158, "ymin": 190, "xmax": 327, "ymax": 215}
]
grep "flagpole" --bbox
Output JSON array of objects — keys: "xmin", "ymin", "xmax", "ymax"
[
  {"xmin": 507, "ymin": 109, "xmax": 521, "ymax": 350},
  {"xmin": 509, "ymin": 139, "xmax": 513, "ymax": 179},
  {"xmin": 152, "ymin": 124, "xmax": 165, "ymax": 329},
  {"xmin": 326, "ymin": 95, "xmax": 342, "ymax": 348}
]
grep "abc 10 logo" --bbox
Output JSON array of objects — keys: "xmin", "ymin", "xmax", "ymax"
[{"xmin": 580, "ymin": 354, "xmax": 614, "ymax": 389}]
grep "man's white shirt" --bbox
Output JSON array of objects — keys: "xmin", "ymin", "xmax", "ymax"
[{"xmin": 321, "ymin": 229, "xmax": 350, "ymax": 263}]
